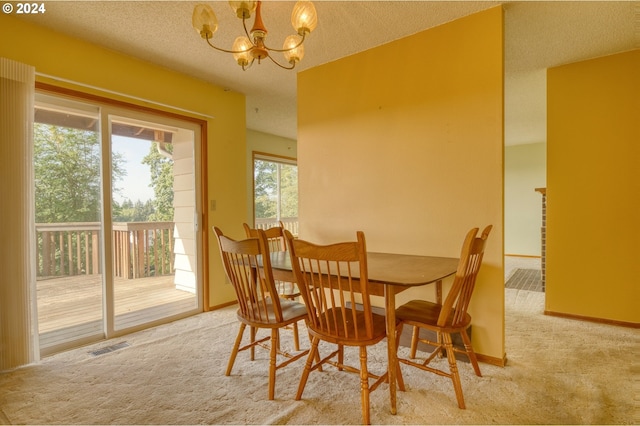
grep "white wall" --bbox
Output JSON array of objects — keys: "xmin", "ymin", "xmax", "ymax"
[
  {"xmin": 504, "ymin": 142, "xmax": 546, "ymax": 256},
  {"xmin": 172, "ymin": 127, "xmax": 198, "ymax": 293}
]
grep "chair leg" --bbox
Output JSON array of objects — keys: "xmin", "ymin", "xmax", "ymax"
[
  {"xmin": 437, "ymin": 331, "xmax": 444, "ymax": 358},
  {"xmin": 410, "ymin": 326, "xmax": 419, "ymax": 358},
  {"xmin": 338, "ymin": 344, "xmax": 344, "ymax": 371},
  {"xmin": 460, "ymin": 329, "xmax": 482, "ymax": 377},
  {"xmin": 250, "ymin": 326, "xmax": 257, "ymax": 361},
  {"xmin": 396, "ymin": 359, "xmax": 406, "ymax": 392},
  {"xmin": 268, "ymin": 328, "xmax": 278, "ymax": 400},
  {"xmin": 443, "ymin": 333, "xmax": 465, "ymax": 409},
  {"xmin": 359, "ymin": 346, "xmax": 371, "ymax": 425},
  {"xmin": 292, "ymin": 322, "xmax": 300, "ymax": 351},
  {"xmin": 305, "ymin": 331, "xmax": 323, "ymax": 372},
  {"xmin": 296, "ymin": 337, "xmax": 319, "ymax": 400},
  {"xmin": 395, "ymin": 323, "xmax": 406, "ymax": 391},
  {"xmin": 226, "ymin": 323, "xmax": 246, "ymax": 376}
]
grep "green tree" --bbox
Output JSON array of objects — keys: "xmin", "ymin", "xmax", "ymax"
[
  {"xmin": 253, "ymin": 159, "xmax": 297, "ymax": 220},
  {"xmin": 279, "ymin": 163, "xmax": 298, "ymax": 218},
  {"xmin": 113, "ymin": 198, "xmax": 155, "ymax": 222},
  {"xmin": 254, "ymin": 159, "xmax": 277, "ymax": 219},
  {"xmin": 34, "ymin": 124, "xmax": 125, "ymax": 223},
  {"xmin": 142, "ymin": 143, "xmax": 174, "ymax": 221}
]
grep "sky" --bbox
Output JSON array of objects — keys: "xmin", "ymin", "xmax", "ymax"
[{"xmin": 111, "ymin": 135, "xmax": 154, "ymax": 204}]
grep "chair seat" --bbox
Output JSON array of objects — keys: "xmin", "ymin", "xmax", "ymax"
[
  {"xmin": 237, "ymin": 299, "xmax": 307, "ymax": 328},
  {"xmin": 396, "ymin": 299, "xmax": 471, "ymax": 333},
  {"xmin": 280, "ymin": 300, "xmax": 308, "ymax": 322},
  {"xmin": 309, "ymin": 308, "xmax": 387, "ymax": 346},
  {"xmin": 277, "ymin": 282, "xmax": 302, "ymax": 299}
]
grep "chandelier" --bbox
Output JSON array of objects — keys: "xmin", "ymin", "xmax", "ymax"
[{"xmin": 192, "ymin": 1, "xmax": 318, "ymax": 70}]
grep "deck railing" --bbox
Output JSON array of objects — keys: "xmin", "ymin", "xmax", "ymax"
[
  {"xmin": 112, "ymin": 222, "xmax": 174, "ymax": 279},
  {"xmin": 255, "ymin": 217, "xmax": 299, "ymax": 235},
  {"xmin": 36, "ymin": 220, "xmax": 295, "ymax": 279},
  {"xmin": 36, "ymin": 222, "xmax": 174, "ymax": 279}
]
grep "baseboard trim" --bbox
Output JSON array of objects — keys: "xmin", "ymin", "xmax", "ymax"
[
  {"xmin": 477, "ymin": 352, "xmax": 507, "ymax": 367},
  {"xmin": 207, "ymin": 300, "xmax": 237, "ymax": 312},
  {"xmin": 544, "ymin": 310, "xmax": 639, "ymax": 329}
]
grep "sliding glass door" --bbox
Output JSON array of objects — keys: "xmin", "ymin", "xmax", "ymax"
[
  {"xmin": 34, "ymin": 92, "xmax": 202, "ymax": 355},
  {"xmin": 34, "ymin": 94, "xmax": 104, "ymax": 352},
  {"xmin": 109, "ymin": 113, "xmax": 200, "ymax": 331}
]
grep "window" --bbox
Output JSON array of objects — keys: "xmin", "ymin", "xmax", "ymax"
[{"xmin": 253, "ymin": 152, "xmax": 298, "ymax": 234}]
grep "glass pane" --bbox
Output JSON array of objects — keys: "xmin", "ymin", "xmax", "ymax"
[
  {"xmin": 253, "ymin": 157, "xmax": 298, "ymax": 233},
  {"xmin": 110, "ymin": 118, "xmax": 198, "ymax": 330},
  {"xmin": 254, "ymin": 159, "xmax": 278, "ymax": 220},
  {"xmin": 279, "ymin": 163, "xmax": 298, "ymax": 219},
  {"xmin": 34, "ymin": 96, "xmax": 104, "ymax": 353}
]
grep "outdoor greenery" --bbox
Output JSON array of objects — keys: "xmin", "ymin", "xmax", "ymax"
[
  {"xmin": 111, "ymin": 143, "xmax": 174, "ymax": 222},
  {"xmin": 34, "ymin": 123, "xmax": 174, "ymax": 277},
  {"xmin": 34, "ymin": 123, "xmax": 174, "ymax": 224},
  {"xmin": 34, "ymin": 124, "xmax": 123, "ymax": 223},
  {"xmin": 142, "ymin": 143, "xmax": 174, "ymax": 221},
  {"xmin": 254, "ymin": 159, "xmax": 298, "ymax": 220}
]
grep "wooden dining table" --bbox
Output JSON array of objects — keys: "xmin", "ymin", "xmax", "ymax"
[{"xmin": 267, "ymin": 250, "xmax": 459, "ymax": 415}]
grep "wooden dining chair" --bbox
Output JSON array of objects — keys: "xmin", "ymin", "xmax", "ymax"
[
  {"xmin": 243, "ymin": 222, "xmax": 302, "ymax": 350},
  {"xmin": 213, "ymin": 226, "xmax": 309, "ymax": 400},
  {"xmin": 395, "ymin": 225, "xmax": 492, "ymax": 409},
  {"xmin": 285, "ymin": 230, "xmax": 389, "ymax": 425}
]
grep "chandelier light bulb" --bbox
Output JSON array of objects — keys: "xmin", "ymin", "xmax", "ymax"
[
  {"xmin": 283, "ymin": 35, "xmax": 304, "ymax": 64},
  {"xmin": 192, "ymin": 4, "xmax": 218, "ymax": 38},
  {"xmin": 232, "ymin": 36, "xmax": 253, "ymax": 66},
  {"xmin": 228, "ymin": 1, "xmax": 257, "ymax": 19},
  {"xmin": 291, "ymin": 1, "xmax": 318, "ymax": 35}
]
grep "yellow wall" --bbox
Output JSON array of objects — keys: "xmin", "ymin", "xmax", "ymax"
[
  {"xmin": 546, "ymin": 50, "xmax": 640, "ymax": 324},
  {"xmin": 0, "ymin": 14, "xmax": 246, "ymax": 308},
  {"xmin": 298, "ymin": 8, "xmax": 505, "ymax": 360}
]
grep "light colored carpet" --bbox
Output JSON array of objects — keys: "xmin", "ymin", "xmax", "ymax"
[{"xmin": 1, "ymin": 289, "xmax": 638, "ymax": 425}]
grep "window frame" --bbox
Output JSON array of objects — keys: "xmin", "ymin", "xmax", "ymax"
[{"xmin": 251, "ymin": 151, "xmax": 298, "ymax": 232}]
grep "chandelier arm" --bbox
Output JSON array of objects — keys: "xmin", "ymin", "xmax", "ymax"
[
  {"xmin": 263, "ymin": 32, "xmax": 307, "ymax": 53},
  {"xmin": 267, "ymin": 54, "xmax": 296, "ymax": 70},
  {"xmin": 242, "ymin": 16, "xmax": 253, "ymax": 41},
  {"xmin": 205, "ymin": 35, "xmax": 254, "ymax": 55},
  {"xmin": 242, "ymin": 58, "xmax": 256, "ymax": 71}
]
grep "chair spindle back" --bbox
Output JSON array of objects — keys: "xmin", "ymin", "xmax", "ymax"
[
  {"xmin": 286, "ymin": 230, "xmax": 376, "ymax": 342},
  {"xmin": 243, "ymin": 222, "xmax": 287, "ymax": 253},
  {"xmin": 214, "ymin": 227, "xmax": 283, "ymax": 324},
  {"xmin": 439, "ymin": 225, "xmax": 492, "ymax": 327}
]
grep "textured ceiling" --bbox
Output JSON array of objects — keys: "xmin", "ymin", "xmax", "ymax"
[{"xmin": 18, "ymin": 1, "xmax": 639, "ymax": 144}]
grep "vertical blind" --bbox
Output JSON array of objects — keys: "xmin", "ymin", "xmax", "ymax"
[{"xmin": 0, "ymin": 58, "xmax": 38, "ymax": 370}]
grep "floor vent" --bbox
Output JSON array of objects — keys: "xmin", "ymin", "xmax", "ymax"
[
  {"xmin": 90, "ymin": 341, "xmax": 130, "ymax": 356},
  {"xmin": 505, "ymin": 268, "xmax": 543, "ymax": 292}
]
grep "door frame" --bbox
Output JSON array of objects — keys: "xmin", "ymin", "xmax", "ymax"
[{"xmin": 35, "ymin": 82, "xmax": 209, "ymax": 355}]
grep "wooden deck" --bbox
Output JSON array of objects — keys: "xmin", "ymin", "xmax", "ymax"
[{"xmin": 37, "ymin": 274, "xmax": 198, "ymax": 350}]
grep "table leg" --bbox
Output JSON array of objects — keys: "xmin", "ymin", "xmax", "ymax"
[{"xmin": 385, "ymin": 285, "xmax": 397, "ymax": 415}]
